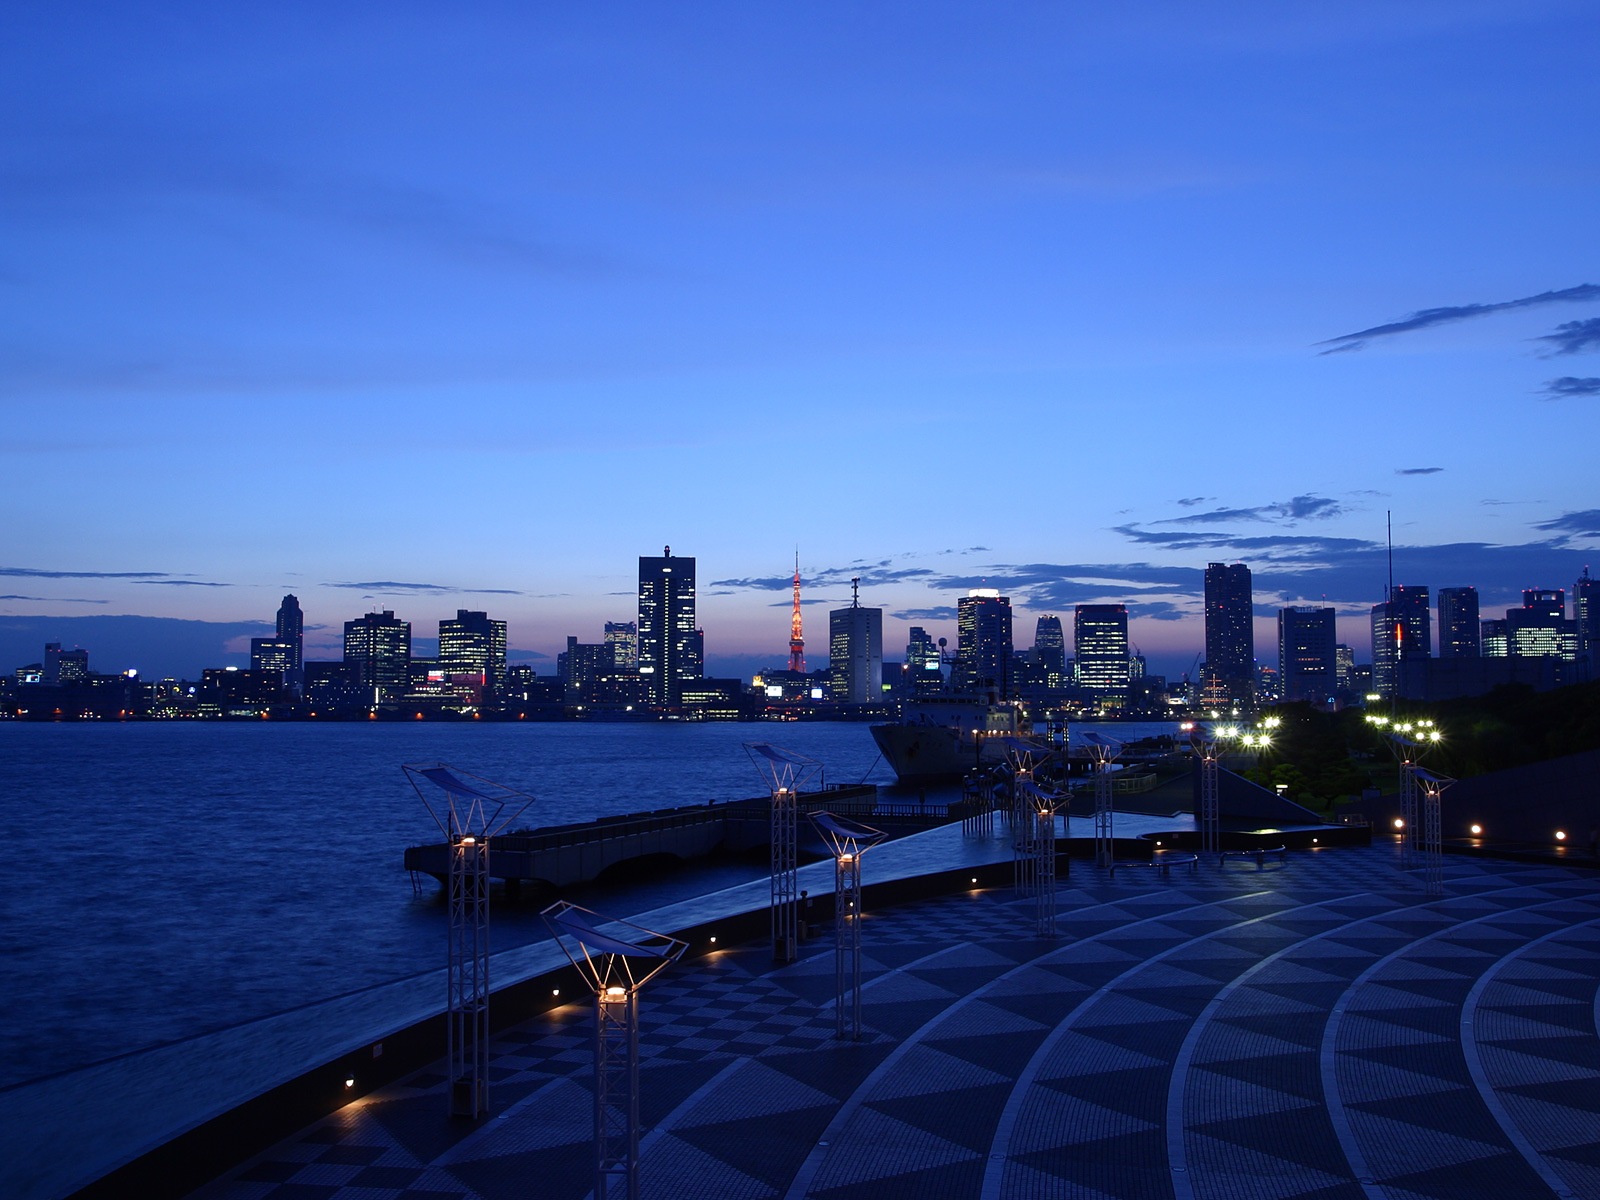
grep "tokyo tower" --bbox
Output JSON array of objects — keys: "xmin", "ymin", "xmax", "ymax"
[{"xmin": 788, "ymin": 550, "xmax": 805, "ymax": 673}]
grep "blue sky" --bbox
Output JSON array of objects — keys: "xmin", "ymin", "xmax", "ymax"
[{"xmin": 3, "ymin": 2, "xmax": 1598, "ymax": 681}]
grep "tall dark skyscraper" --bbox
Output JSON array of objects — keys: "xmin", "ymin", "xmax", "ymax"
[
  {"xmin": 1074, "ymin": 603, "xmax": 1130, "ymax": 706},
  {"xmin": 1278, "ymin": 606, "xmax": 1337, "ymax": 704},
  {"xmin": 828, "ymin": 580, "xmax": 883, "ymax": 704},
  {"xmin": 954, "ymin": 589, "xmax": 1013, "ymax": 696},
  {"xmin": 1033, "ymin": 615, "xmax": 1067, "ymax": 688},
  {"xmin": 1576, "ymin": 568, "xmax": 1600, "ymax": 670},
  {"xmin": 906, "ymin": 626, "xmax": 943, "ymax": 694},
  {"xmin": 1203, "ymin": 562, "xmax": 1254, "ymax": 708},
  {"xmin": 1371, "ymin": 585, "xmax": 1430, "ymax": 698},
  {"xmin": 637, "ymin": 547, "xmax": 701, "ymax": 707},
  {"xmin": 1437, "ymin": 587, "xmax": 1480, "ymax": 659},
  {"xmin": 343, "ymin": 610, "xmax": 411, "ymax": 703},
  {"xmin": 276, "ymin": 594, "xmax": 304, "ymax": 694}
]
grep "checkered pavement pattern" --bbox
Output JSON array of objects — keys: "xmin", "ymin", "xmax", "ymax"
[{"xmin": 190, "ymin": 845, "xmax": 1600, "ymax": 1200}]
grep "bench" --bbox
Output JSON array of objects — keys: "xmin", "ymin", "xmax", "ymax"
[
  {"xmin": 1110, "ymin": 853, "xmax": 1199, "ymax": 878},
  {"xmin": 1219, "ymin": 846, "xmax": 1287, "ymax": 870}
]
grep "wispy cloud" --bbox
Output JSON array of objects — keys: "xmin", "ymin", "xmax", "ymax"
[
  {"xmin": 1397, "ymin": 467, "xmax": 1444, "ymax": 475},
  {"xmin": 1533, "ymin": 510, "xmax": 1600, "ymax": 540},
  {"xmin": 1175, "ymin": 496, "xmax": 1212, "ymax": 507},
  {"xmin": 1318, "ymin": 283, "xmax": 1600, "ymax": 354},
  {"xmin": 323, "ymin": 581, "xmax": 522, "ymax": 595},
  {"xmin": 135, "ymin": 579, "xmax": 232, "ymax": 588},
  {"xmin": 1540, "ymin": 376, "xmax": 1600, "ymax": 399},
  {"xmin": 891, "ymin": 607, "xmax": 958, "ymax": 622},
  {"xmin": 1536, "ymin": 317, "xmax": 1600, "ymax": 357},
  {"xmin": 1, "ymin": 566, "xmax": 168, "ymax": 579},
  {"xmin": 1158, "ymin": 494, "xmax": 1346, "ymax": 526},
  {"xmin": 712, "ymin": 565, "xmax": 936, "ymax": 592},
  {"xmin": 0, "ymin": 594, "xmax": 108, "ymax": 604}
]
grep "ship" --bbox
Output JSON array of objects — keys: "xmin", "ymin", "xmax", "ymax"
[{"xmin": 868, "ymin": 692, "xmax": 1028, "ymax": 782}]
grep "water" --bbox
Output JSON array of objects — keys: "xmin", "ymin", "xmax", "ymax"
[{"xmin": 0, "ymin": 718, "xmax": 1177, "ymax": 1090}]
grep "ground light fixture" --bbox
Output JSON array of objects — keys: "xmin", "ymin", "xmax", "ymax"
[
  {"xmin": 744, "ymin": 742, "xmax": 822, "ymax": 964},
  {"xmin": 809, "ymin": 811, "xmax": 886, "ymax": 1040}
]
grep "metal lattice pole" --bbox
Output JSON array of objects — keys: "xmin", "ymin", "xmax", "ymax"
[
  {"xmin": 745, "ymin": 744, "xmax": 820, "ymax": 964},
  {"xmin": 810, "ymin": 811, "xmax": 885, "ymax": 1042},
  {"xmin": 1400, "ymin": 757, "xmax": 1418, "ymax": 867},
  {"xmin": 1012, "ymin": 778, "xmax": 1034, "ymax": 897},
  {"xmin": 1418, "ymin": 771, "xmax": 1451, "ymax": 898},
  {"xmin": 1094, "ymin": 761, "xmax": 1114, "ymax": 867},
  {"xmin": 1199, "ymin": 742, "xmax": 1220, "ymax": 855},
  {"xmin": 595, "ymin": 987, "xmax": 640, "ymax": 1200},
  {"xmin": 542, "ymin": 902, "xmax": 686, "ymax": 1200},
  {"xmin": 448, "ymin": 833, "xmax": 490, "ymax": 1119},
  {"xmin": 404, "ymin": 763, "xmax": 533, "ymax": 1121},
  {"xmin": 1034, "ymin": 806, "xmax": 1057, "ymax": 935}
]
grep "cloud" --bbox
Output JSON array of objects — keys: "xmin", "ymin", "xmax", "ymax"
[
  {"xmin": 323, "ymin": 580, "xmax": 522, "ymax": 596},
  {"xmin": 0, "ymin": 595, "xmax": 108, "ymax": 604},
  {"xmin": 1318, "ymin": 283, "xmax": 1600, "ymax": 353},
  {"xmin": 1175, "ymin": 496, "xmax": 1212, "ymax": 507},
  {"xmin": 1540, "ymin": 376, "xmax": 1600, "ymax": 399},
  {"xmin": 1533, "ymin": 510, "xmax": 1600, "ymax": 540},
  {"xmin": 0, "ymin": 566, "xmax": 169, "ymax": 579},
  {"xmin": 891, "ymin": 607, "xmax": 958, "ymax": 622},
  {"xmin": 135, "ymin": 579, "xmax": 232, "ymax": 588},
  {"xmin": 1158, "ymin": 494, "xmax": 1346, "ymax": 526},
  {"xmin": 1536, "ymin": 317, "xmax": 1600, "ymax": 356},
  {"xmin": 1396, "ymin": 467, "xmax": 1444, "ymax": 475},
  {"xmin": 711, "ymin": 565, "xmax": 936, "ymax": 592}
]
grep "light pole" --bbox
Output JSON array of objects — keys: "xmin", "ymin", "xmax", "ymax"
[
  {"xmin": 1082, "ymin": 732, "xmax": 1123, "ymax": 869},
  {"xmin": 744, "ymin": 743, "xmax": 821, "ymax": 964},
  {"xmin": 403, "ymin": 763, "xmax": 532, "ymax": 1119},
  {"xmin": 1414, "ymin": 767, "xmax": 1452, "ymax": 897},
  {"xmin": 543, "ymin": 902, "xmax": 687, "ymax": 1200},
  {"xmin": 1020, "ymin": 777, "xmax": 1069, "ymax": 935},
  {"xmin": 999, "ymin": 736, "xmax": 1053, "ymax": 896},
  {"xmin": 810, "ymin": 811, "xmax": 886, "ymax": 1040}
]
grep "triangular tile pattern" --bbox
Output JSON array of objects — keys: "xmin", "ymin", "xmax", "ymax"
[{"xmin": 185, "ymin": 846, "xmax": 1600, "ymax": 1200}]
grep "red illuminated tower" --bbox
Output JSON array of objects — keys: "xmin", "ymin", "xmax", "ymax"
[{"xmin": 788, "ymin": 551, "xmax": 805, "ymax": 673}]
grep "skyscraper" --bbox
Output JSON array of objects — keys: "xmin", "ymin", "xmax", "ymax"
[
  {"xmin": 954, "ymin": 589, "xmax": 1013, "ymax": 697},
  {"xmin": 828, "ymin": 579, "xmax": 883, "ymax": 704},
  {"xmin": 604, "ymin": 620, "xmax": 638, "ymax": 670},
  {"xmin": 1278, "ymin": 606, "xmax": 1337, "ymax": 704},
  {"xmin": 906, "ymin": 626, "xmax": 943, "ymax": 695},
  {"xmin": 276, "ymin": 594, "xmax": 304, "ymax": 694},
  {"xmin": 438, "ymin": 610, "xmax": 508, "ymax": 701},
  {"xmin": 1203, "ymin": 562, "xmax": 1254, "ymax": 708},
  {"xmin": 1033, "ymin": 615, "xmax": 1067, "ymax": 688},
  {"xmin": 344, "ymin": 610, "xmax": 411, "ymax": 703},
  {"xmin": 1437, "ymin": 587, "xmax": 1480, "ymax": 659},
  {"xmin": 637, "ymin": 547, "xmax": 701, "ymax": 707},
  {"xmin": 1371, "ymin": 585, "xmax": 1430, "ymax": 698},
  {"xmin": 250, "ymin": 637, "xmax": 297, "ymax": 686},
  {"xmin": 1505, "ymin": 589, "xmax": 1575, "ymax": 660},
  {"xmin": 1074, "ymin": 604, "xmax": 1130, "ymax": 706},
  {"xmin": 1576, "ymin": 568, "xmax": 1600, "ymax": 671}
]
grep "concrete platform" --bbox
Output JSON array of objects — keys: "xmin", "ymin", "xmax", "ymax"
[{"xmin": 185, "ymin": 837, "xmax": 1600, "ymax": 1200}]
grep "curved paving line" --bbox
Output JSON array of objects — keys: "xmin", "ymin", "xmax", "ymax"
[
  {"xmin": 783, "ymin": 889, "xmax": 1276, "ymax": 1200},
  {"xmin": 979, "ymin": 889, "xmax": 1380, "ymax": 1200},
  {"xmin": 1319, "ymin": 888, "xmax": 1600, "ymax": 1198},
  {"xmin": 1458, "ymin": 912, "xmax": 1600, "ymax": 1199}
]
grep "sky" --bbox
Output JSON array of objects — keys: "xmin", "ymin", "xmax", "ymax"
[{"xmin": 3, "ymin": 2, "xmax": 1599, "ymax": 682}]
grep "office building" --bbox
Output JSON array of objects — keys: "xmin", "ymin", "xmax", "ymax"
[
  {"xmin": 1033, "ymin": 615, "xmax": 1067, "ymax": 688},
  {"xmin": 558, "ymin": 637, "xmax": 612, "ymax": 705},
  {"xmin": 1577, "ymin": 569, "xmax": 1600, "ymax": 670},
  {"xmin": 1437, "ymin": 587, "xmax": 1480, "ymax": 659},
  {"xmin": 276, "ymin": 594, "xmax": 304, "ymax": 693},
  {"xmin": 438, "ymin": 610, "xmax": 508, "ymax": 701},
  {"xmin": 828, "ymin": 582, "xmax": 883, "ymax": 705},
  {"xmin": 1074, "ymin": 604, "xmax": 1130, "ymax": 707},
  {"xmin": 343, "ymin": 610, "xmax": 411, "ymax": 703},
  {"xmin": 1335, "ymin": 644, "xmax": 1354, "ymax": 693},
  {"xmin": 1481, "ymin": 619, "xmax": 1508, "ymax": 658},
  {"xmin": 906, "ymin": 626, "xmax": 943, "ymax": 695},
  {"xmin": 637, "ymin": 547, "xmax": 701, "ymax": 707},
  {"xmin": 1278, "ymin": 606, "xmax": 1338, "ymax": 705},
  {"xmin": 1371, "ymin": 585, "xmax": 1430, "ymax": 698},
  {"xmin": 250, "ymin": 638, "xmax": 297, "ymax": 685},
  {"xmin": 954, "ymin": 589, "xmax": 1013, "ymax": 697},
  {"xmin": 43, "ymin": 642, "xmax": 90, "ymax": 685},
  {"xmin": 1505, "ymin": 589, "xmax": 1576, "ymax": 660},
  {"xmin": 604, "ymin": 621, "xmax": 638, "ymax": 671},
  {"xmin": 1203, "ymin": 562, "xmax": 1254, "ymax": 708}
]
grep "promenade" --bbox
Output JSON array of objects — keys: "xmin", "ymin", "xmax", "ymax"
[{"xmin": 190, "ymin": 841, "xmax": 1600, "ymax": 1200}]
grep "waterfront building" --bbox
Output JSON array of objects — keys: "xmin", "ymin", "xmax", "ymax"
[
  {"xmin": 1202, "ymin": 562, "xmax": 1254, "ymax": 708},
  {"xmin": 1278, "ymin": 606, "xmax": 1337, "ymax": 705},
  {"xmin": 1074, "ymin": 604, "xmax": 1130, "ymax": 707},
  {"xmin": 558, "ymin": 637, "xmax": 611, "ymax": 705},
  {"xmin": 906, "ymin": 626, "xmax": 944, "ymax": 695},
  {"xmin": 637, "ymin": 547, "xmax": 701, "ymax": 707},
  {"xmin": 1033, "ymin": 615, "xmax": 1067, "ymax": 688},
  {"xmin": 1577, "ymin": 568, "xmax": 1600, "ymax": 671},
  {"xmin": 604, "ymin": 621, "xmax": 638, "ymax": 670},
  {"xmin": 1371, "ymin": 585, "xmax": 1430, "ymax": 698},
  {"xmin": 276, "ymin": 594, "xmax": 304, "ymax": 694},
  {"xmin": 43, "ymin": 642, "xmax": 89, "ymax": 685},
  {"xmin": 954, "ymin": 589, "xmax": 1013, "ymax": 697},
  {"xmin": 303, "ymin": 661, "xmax": 362, "ymax": 710},
  {"xmin": 343, "ymin": 610, "xmax": 411, "ymax": 704},
  {"xmin": 828, "ymin": 581, "xmax": 883, "ymax": 705},
  {"xmin": 438, "ymin": 610, "xmax": 507, "ymax": 702},
  {"xmin": 1437, "ymin": 587, "xmax": 1480, "ymax": 659},
  {"xmin": 250, "ymin": 638, "xmax": 297, "ymax": 686}
]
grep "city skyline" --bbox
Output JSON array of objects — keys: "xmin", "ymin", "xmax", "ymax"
[{"xmin": 4, "ymin": 4, "xmax": 1599, "ymax": 680}]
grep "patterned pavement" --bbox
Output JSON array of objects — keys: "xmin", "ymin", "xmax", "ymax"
[{"xmin": 190, "ymin": 844, "xmax": 1600, "ymax": 1200}]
